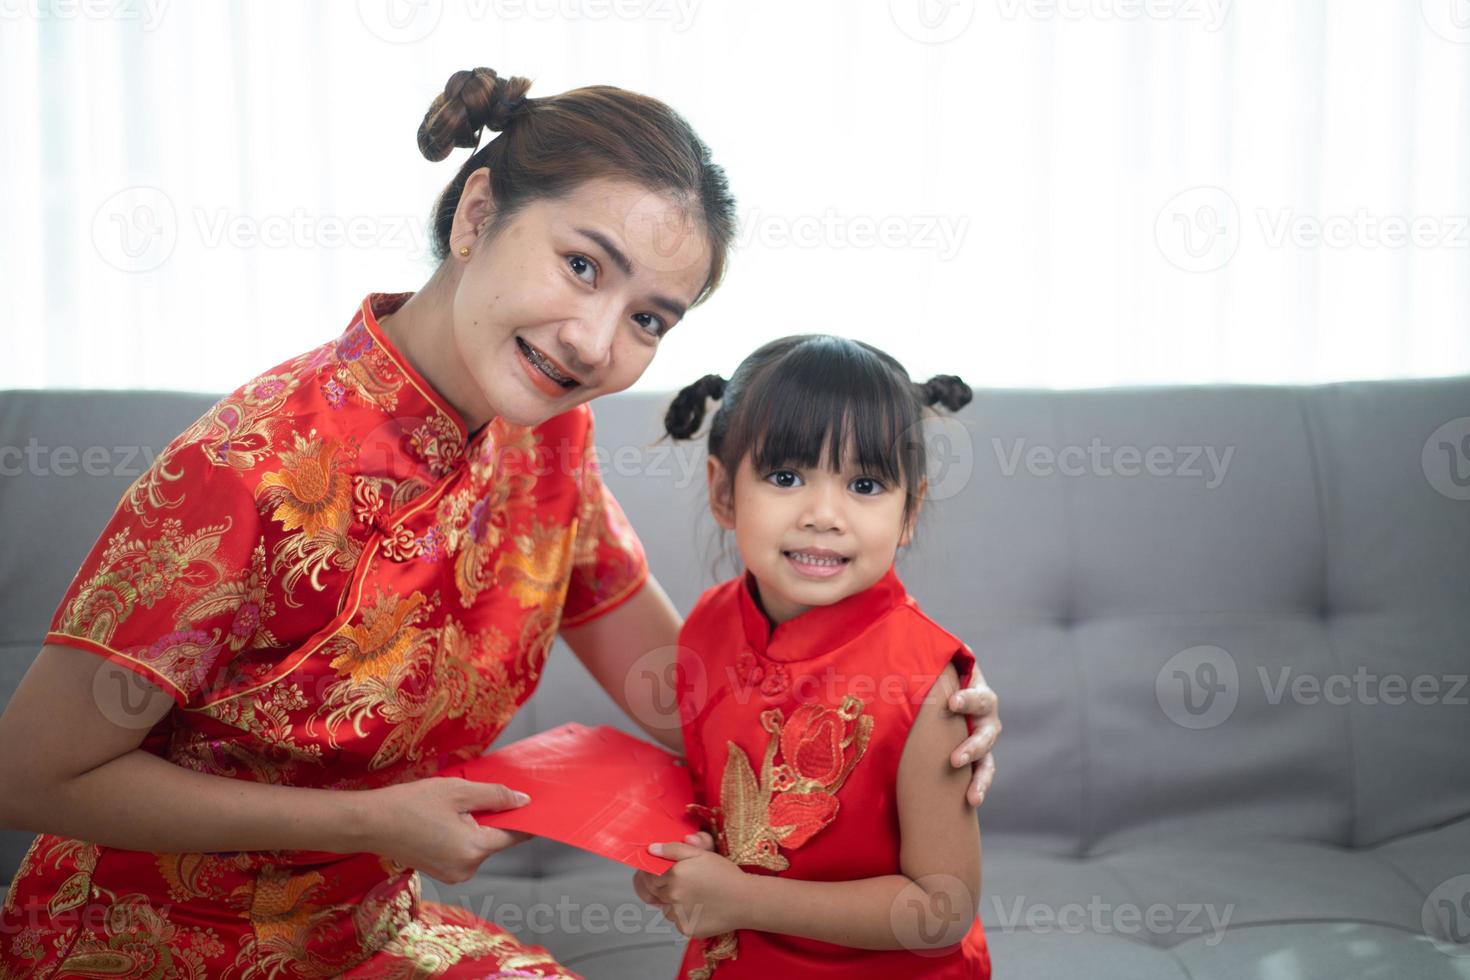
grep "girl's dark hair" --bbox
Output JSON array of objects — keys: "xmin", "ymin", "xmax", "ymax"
[
  {"xmin": 664, "ymin": 335, "xmax": 973, "ymax": 538},
  {"xmin": 418, "ymin": 67, "xmax": 737, "ymax": 306}
]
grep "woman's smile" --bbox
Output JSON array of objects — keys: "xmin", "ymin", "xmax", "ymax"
[{"xmin": 515, "ymin": 335, "xmax": 582, "ymax": 395}]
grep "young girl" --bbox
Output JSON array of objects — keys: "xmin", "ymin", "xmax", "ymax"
[{"xmin": 634, "ymin": 335, "xmax": 991, "ymax": 978}]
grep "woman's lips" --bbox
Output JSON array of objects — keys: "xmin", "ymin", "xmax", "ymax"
[
  {"xmin": 516, "ymin": 336, "xmax": 581, "ymax": 396},
  {"xmin": 783, "ymin": 549, "xmax": 851, "ymax": 579}
]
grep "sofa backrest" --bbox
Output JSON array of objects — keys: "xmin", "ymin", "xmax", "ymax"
[{"xmin": 2, "ymin": 377, "xmax": 1467, "ymax": 881}]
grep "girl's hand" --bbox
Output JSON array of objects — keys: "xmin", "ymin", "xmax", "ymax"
[
  {"xmin": 359, "ymin": 777, "xmax": 533, "ymax": 884},
  {"xmin": 636, "ymin": 838, "xmax": 750, "ymax": 938},
  {"xmin": 947, "ymin": 661, "xmax": 1002, "ymax": 806}
]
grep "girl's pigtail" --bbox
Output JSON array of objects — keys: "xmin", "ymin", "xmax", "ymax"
[
  {"xmin": 918, "ymin": 374, "xmax": 973, "ymax": 412},
  {"xmin": 664, "ymin": 373, "xmax": 727, "ymax": 439}
]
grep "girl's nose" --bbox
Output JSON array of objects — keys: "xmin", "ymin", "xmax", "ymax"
[{"xmin": 800, "ymin": 481, "xmax": 846, "ymax": 532}]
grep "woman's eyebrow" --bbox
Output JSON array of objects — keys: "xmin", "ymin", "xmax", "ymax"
[{"xmin": 574, "ymin": 226, "xmax": 688, "ymax": 321}]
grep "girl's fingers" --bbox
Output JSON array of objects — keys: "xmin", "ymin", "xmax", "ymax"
[
  {"xmin": 648, "ymin": 840, "xmax": 704, "ymax": 861},
  {"xmin": 685, "ymin": 831, "xmax": 716, "ymax": 851}
]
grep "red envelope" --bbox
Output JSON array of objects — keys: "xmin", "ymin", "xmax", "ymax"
[{"xmin": 439, "ymin": 723, "xmax": 700, "ymax": 874}]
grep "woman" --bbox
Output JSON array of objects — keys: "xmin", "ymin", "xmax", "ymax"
[{"xmin": 0, "ymin": 68, "xmax": 1001, "ymax": 978}]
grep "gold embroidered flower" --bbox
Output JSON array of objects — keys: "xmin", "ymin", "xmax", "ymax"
[
  {"xmin": 257, "ymin": 431, "xmax": 353, "ymax": 539},
  {"xmin": 328, "ymin": 589, "xmax": 428, "ymax": 684}
]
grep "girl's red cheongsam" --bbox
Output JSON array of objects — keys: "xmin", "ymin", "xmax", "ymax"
[
  {"xmin": 674, "ymin": 564, "xmax": 991, "ymax": 978},
  {"xmin": 0, "ymin": 293, "xmax": 648, "ymax": 979}
]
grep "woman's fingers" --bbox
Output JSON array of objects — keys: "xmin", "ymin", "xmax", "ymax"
[
  {"xmin": 951, "ymin": 719, "xmax": 1001, "ymax": 769},
  {"xmin": 685, "ymin": 831, "xmax": 716, "ymax": 851},
  {"xmin": 967, "ymin": 749, "xmax": 997, "ymax": 807},
  {"xmin": 459, "ymin": 780, "xmax": 531, "ymax": 813}
]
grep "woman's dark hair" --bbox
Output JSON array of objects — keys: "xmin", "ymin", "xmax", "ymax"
[
  {"xmin": 664, "ymin": 335, "xmax": 972, "ymax": 539},
  {"xmin": 418, "ymin": 67, "xmax": 737, "ymax": 306}
]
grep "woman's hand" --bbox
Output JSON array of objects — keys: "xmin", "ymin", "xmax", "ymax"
[
  {"xmin": 359, "ymin": 777, "xmax": 533, "ymax": 884},
  {"xmin": 634, "ymin": 837, "xmax": 750, "ymax": 939},
  {"xmin": 947, "ymin": 661, "xmax": 1002, "ymax": 806}
]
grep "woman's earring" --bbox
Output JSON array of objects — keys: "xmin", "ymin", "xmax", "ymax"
[{"xmin": 458, "ymin": 245, "xmax": 471, "ymax": 257}]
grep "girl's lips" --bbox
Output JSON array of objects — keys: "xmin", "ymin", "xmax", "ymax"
[
  {"xmin": 783, "ymin": 550, "xmax": 851, "ymax": 580},
  {"xmin": 515, "ymin": 337, "xmax": 580, "ymax": 396}
]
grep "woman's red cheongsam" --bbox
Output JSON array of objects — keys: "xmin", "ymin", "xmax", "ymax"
[
  {"xmin": 674, "ymin": 565, "xmax": 991, "ymax": 978},
  {"xmin": 0, "ymin": 292, "xmax": 648, "ymax": 979}
]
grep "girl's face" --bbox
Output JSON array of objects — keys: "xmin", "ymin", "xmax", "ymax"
[
  {"xmin": 450, "ymin": 174, "xmax": 712, "ymax": 428},
  {"xmin": 708, "ymin": 446, "xmax": 921, "ymax": 626}
]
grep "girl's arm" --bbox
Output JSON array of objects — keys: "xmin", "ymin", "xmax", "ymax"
[
  {"xmin": 558, "ymin": 574, "xmax": 685, "ymax": 753},
  {"xmin": 642, "ymin": 663, "xmax": 981, "ymax": 950}
]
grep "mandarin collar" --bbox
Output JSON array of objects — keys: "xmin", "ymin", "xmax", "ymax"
[
  {"xmin": 737, "ymin": 563, "xmax": 908, "ymax": 663},
  {"xmin": 332, "ymin": 293, "xmax": 496, "ymax": 478}
]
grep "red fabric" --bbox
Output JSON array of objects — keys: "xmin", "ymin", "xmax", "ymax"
[
  {"xmin": 0, "ymin": 293, "xmax": 648, "ymax": 978},
  {"xmin": 674, "ymin": 565, "xmax": 991, "ymax": 978}
]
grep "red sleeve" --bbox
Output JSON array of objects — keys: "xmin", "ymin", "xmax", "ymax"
[
  {"xmin": 559, "ymin": 409, "xmax": 650, "ymax": 628},
  {"xmin": 45, "ymin": 436, "xmax": 270, "ymax": 708}
]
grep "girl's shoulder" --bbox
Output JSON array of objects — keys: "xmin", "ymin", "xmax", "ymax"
[{"xmin": 880, "ymin": 596, "xmax": 978, "ymax": 688}]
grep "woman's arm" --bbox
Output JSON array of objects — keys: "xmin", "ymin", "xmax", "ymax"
[
  {"xmin": 641, "ymin": 664, "xmax": 981, "ymax": 950},
  {"xmin": 0, "ymin": 644, "xmax": 530, "ymax": 883},
  {"xmin": 559, "ymin": 574, "xmax": 685, "ymax": 754},
  {"xmin": 0, "ymin": 644, "xmax": 372, "ymax": 854}
]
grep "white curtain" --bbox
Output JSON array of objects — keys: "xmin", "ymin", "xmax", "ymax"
[{"xmin": 2, "ymin": 0, "xmax": 1467, "ymax": 394}]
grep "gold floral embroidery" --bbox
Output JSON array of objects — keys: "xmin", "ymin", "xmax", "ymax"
[
  {"xmin": 315, "ymin": 595, "xmax": 525, "ymax": 772},
  {"xmin": 256, "ymin": 429, "xmax": 365, "ymax": 608},
  {"xmin": 434, "ymin": 422, "xmax": 540, "ymax": 608},
  {"xmin": 56, "ymin": 519, "xmax": 265, "ymax": 697},
  {"xmin": 686, "ymin": 695, "xmax": 873, "ymax": 979},
  {"xmin": 54, "ymin": 890, "xmax": 215, "ymax": 980},
  {"xmin": 123, "ymin": 373, "xmax": 299, "ymax": 524}
]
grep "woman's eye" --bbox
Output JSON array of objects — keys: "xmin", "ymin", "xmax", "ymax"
[
  {"xmin": 633, "ymin": 312, "xmax": 666, "ymax": 338},
  {"xmin": 567, "ymin": 254, "xmax": 597, "ymax": 284},
  {"xmin": 766, "ymin": 469, "xmax": 802, "ymax": 488},
  {"xmin": 851, "ymin": 476, "xmax": 885, "ymax": 495}
]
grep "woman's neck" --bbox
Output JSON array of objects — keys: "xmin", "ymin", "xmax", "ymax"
[{"xmin": 376, "ymin": 268, "xmax": 491, "ymax": 432}]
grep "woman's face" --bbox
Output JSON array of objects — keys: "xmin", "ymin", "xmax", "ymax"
[{"xmin": 449, "ymin": 173, "xmax": 713, "ymax": 428}]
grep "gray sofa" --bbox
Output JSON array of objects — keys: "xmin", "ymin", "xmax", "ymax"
[{"xmin": 3, "ymin": 378, "xmax": 1469, "ymax": 979}]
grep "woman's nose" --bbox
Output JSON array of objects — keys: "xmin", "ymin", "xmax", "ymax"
[{"xmin": 556, "ymin": 310, "xmax": 617, "ymax": 375}]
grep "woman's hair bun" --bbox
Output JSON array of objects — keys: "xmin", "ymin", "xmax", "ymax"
[
  {"xmin": 919, "ymin": 374, "xmax": 973, "ymax": 412},
  {"xmin": 664, "ymin": 374, "xmax": 727, "ymax": 440},
  {"xmin": 418, "ymin": 67, "xmax": 534, "ymax": 163}
]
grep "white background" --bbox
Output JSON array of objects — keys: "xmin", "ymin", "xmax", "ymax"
[{"xmin": 2, "ymin": 0, "xmax": 1468, "ymax": 394}]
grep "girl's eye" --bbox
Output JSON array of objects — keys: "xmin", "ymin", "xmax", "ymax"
[
  {"xmin": 851, "ymin": 476, "xmax": 886, "ymax": 495},
  {"xmin": 567, "ymin": 254, "xmax": 597, "ymax": 284},
  {"xmin": 633, "ymin": 312, "xmax": 666, "ymax": 338},
  {"xmin": 765, "ymin": 469, "xmax": 802, "ymax": 488}
]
